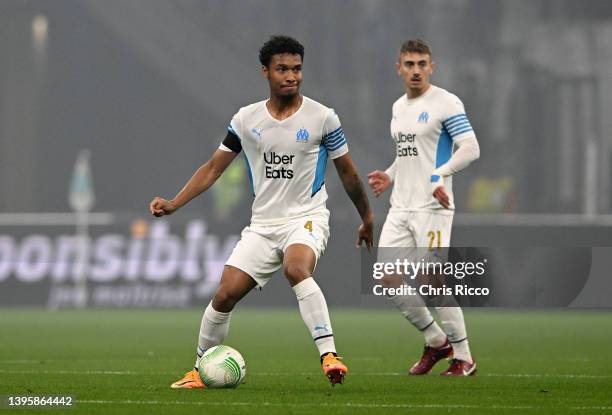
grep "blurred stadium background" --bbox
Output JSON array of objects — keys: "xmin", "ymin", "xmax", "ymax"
[
  {"xmin": 2, "ymin": 1, "xmax": 612, "ymax": 413},
  {"xmin": 1, "ymin": 0, "xmax": 611, "ymax": 308},
  {"xmin": 0, "ymin": 0, "xmax": 612, "ymax": 308}
]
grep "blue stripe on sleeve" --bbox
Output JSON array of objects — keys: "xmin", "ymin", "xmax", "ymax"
[
  {"xmin": 323, "ymin": 128, "xmax": 344, "ymax": 143},
  {"xmin": 448, "ymin": 126, "xmax": 474, "ymax": 137},
  {"xmin": 445, "ymin": 120, "xmax": 471, "ymax": 132},
  {"xmin": 447, "ymin": 124, "xmax": 472, "ymax": 136},
  {"xmin": 327, "ymin": 141, "xmax": 347, "ymax": 152},
  {"xmin": 444, "ymin": 114, "xmax": 474, "ymax": 135},
  {"xmin": 325, "ymin": 135, "xmax": 346, "ymax": 147},
  {"xmin": 322, "ymin": 126, "xmax": 347, "ymax": 153},
  {"xmin": 443, "ymin": 111, "xmax": 474, "ymax": 138},
  {"xmin": 322, "ymin": 126, "xmax": 343, "ymax": 140},
  {"xmin": 324, "ymin": 131, "xmax": 344, "ymax": 143},
  {"xmin": 326, "ymin": 136, "xmax": 347, "ymax": 151},
  {"xmin": 443, "ymin": 113, "xmax": 467, "ymax": 124},
  {"xmin": 444, "ymin": 114, "xmax": 467, "ymax": 123}
]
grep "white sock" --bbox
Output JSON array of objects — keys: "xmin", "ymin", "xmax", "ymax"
[
  {"xmin": 450, "ymin": 338, "xmax": 472, "ymax": 363},
  {"xmin": 435, "ymin": 306, "xmax": 472, "ymax": 363},
  {"xmin": 421, "ymin": 320, "xmax": 448, "ymax": 348},
  {"xmin": 389, "ymin": 287, "xmax": 446, "ymax": 347},
  {"xmin": 292, "ymin": 277, "xmax": 336, "ymax": 356},
  {"xmin": 194, "ymin": 302, "xmax": 232, "ymax": 369}
]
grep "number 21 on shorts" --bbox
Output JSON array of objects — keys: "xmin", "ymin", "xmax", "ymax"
[{"xmin": 427, "ymin": 230, "xmax": 441, "ymax": 251}]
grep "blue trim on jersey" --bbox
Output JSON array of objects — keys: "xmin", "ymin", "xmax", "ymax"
[
  {"xmin": 325, "ymin": 135, "xmax": 344, "ymax": 143},
  {"xmin": 449, "ymin": 126, "xmax": 473, "ymax": 137},
  {"xmin": 435, "ymin": 127, "xmax": 453, "ymax": 170},
  {"xmin": 443, "ymin": 113, "xmax": 467, "ymax": 125},
  {"xmin": 443, "ymin": 114, "xmax": 474, "ymax": 139},
  {"xmin": 444, "ymin": 117, "xmax": 469, "ymax": 129},
  {"xmin": 325, "ymin": 136, "xmax": 347, "ymax": 150},
  {"xmin": 243, "ymin": 153, "xmax": 255, "ymax": 196},
  {"xmin": 446, "ymin": 120, "xmax": 470, "ymax": 132},
  {"xmin": 431, "ymin": 175, "xmax": 441, "ymax": 183},
  {"xmin": 312, "ymin": 144, "xmax": 328, "ymax": 196},
  {"xmin": 323, "ymin": 126, "xmax": 343, "ymax": 140},
  {"xmin": 446, "ymin": 120, "xmax": 470, "ymax": 129},
  {"xmin": 322, "ymin": 126, "xmax": 347, "ymax": 152},
  {"xmin": 327, "ymin": 139, "xmax": 346, "ymax": 152},
  {"xmin": 325, "ymin": 133, "xmax": 345, "ymax": 145}
]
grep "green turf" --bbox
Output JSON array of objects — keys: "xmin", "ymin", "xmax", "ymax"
[{"xmin": 1, "ymin": 309, "xmax": 611, "ymax": 414}]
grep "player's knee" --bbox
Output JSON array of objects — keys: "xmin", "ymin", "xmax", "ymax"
[
  {"xmin": 283, "ymin": 264, "xmax": 310, "ymax": 285},
  {"xmin": 380, "ymin": 275, "xmax": 403, "ymax": 289},
  {"xmin": 212, "ymin": 289, "xmax": 239, "ymax": 312}
]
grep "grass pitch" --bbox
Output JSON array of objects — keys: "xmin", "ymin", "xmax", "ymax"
[{"xmin": 1, "ymin": 309, "xmax": 611, "ymax": 414}]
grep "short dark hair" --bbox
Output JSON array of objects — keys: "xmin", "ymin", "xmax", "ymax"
[
  {"xmin": 259, "ymin": 35, "xmax": 304, "ymax": 67},
  {"xmin": 399, "ymin": 39, "xmax": 432, "ymax": 57}
]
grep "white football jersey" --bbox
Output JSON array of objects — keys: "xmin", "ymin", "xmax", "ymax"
[
  {"xmin": 219, "ymin": 96, "xmax": 348, "ymax": 225},
  {"xmin": 386, "ymin": 85, "xmax": 475, "ymax": 213}
]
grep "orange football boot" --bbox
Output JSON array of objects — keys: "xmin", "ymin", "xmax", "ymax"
[
  {"xmin": 170, "ymin": 369, "xmax": 205, "ymax": 389},
  {"xmin": 321, "ymin": 353, "xmax": 348, "ymax": 386}
]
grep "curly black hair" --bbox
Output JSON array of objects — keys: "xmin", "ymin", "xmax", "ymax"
[{"xmin": 259, "ymin": 35, "xmax": 304, "ymax": 67}]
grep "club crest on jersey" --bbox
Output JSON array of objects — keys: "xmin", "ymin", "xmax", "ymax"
[
  {"xmin": 417, "ymin": 111, "xmax": 429, "ymax": 123},
  {"xmin": 251, "ymin": 128, "xmax": 262, "ymax": 140},
  {"xmin": 296, "ymin": 128, "xmax": 309, "ymax": 143}
]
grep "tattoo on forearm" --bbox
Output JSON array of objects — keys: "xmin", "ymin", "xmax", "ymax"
[{"xmin": 345, "ymin": 173, "xmax": 371, "ymax": 221}]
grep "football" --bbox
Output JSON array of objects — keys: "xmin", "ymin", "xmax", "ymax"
[{"xmin": 198, "ymin": 345, "xmax": 246, "ymax": 388}]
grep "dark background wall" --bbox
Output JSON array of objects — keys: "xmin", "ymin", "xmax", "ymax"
[{"xmin": 1, "ymin": 0, "xmax": 612, "ymax": 308}]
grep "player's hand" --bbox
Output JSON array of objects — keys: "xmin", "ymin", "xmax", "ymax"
[
  {"xmin": 432, "ymin": 185, "xmax": 450, "ymax": 209},
  {"xmin": 149, "ymin": 197, "xmax": 178, "ymax": 217},
  {"xmin": 356, "ymin": 214, "xmax": 374, "ymax": 252},
  {"xmin": 367, "ymin": 170, "xmax": 391, "ymax": 197}
]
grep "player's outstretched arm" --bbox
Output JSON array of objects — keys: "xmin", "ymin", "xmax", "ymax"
[
  {"xmin": 333, "ymin": 153, "xmax": 374, "ymax": 251},
  {"xmin": 149, "ymin": 149, "xmax": 237, "ymax": 217}
]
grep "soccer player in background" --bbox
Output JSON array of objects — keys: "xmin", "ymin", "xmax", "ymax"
[
  {"xmin": 368, "ymin": 39, "xmax": 480, "ymax": 376},
  {"xmin": 150, "ymin": 35, "xmax": 374, "ymax": 388}
]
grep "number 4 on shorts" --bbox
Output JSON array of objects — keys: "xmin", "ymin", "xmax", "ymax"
[{"xmin": 304, "ymin": 220, "xmax": 313, "ymax": 233}]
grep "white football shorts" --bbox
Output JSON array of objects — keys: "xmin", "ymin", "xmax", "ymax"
[
  {"xmin": 378, "ymin": 209, "xmax": 454, "ymax": 265},
  {"xmin": 225, "ymin": 209, "xmax": 330, "ymax": 288}
]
